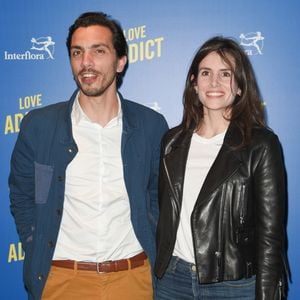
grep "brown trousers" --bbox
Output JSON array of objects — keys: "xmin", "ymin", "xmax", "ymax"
[{"xmin": 42, "ymin": 258, "xmax": 153, "ymax": 300}]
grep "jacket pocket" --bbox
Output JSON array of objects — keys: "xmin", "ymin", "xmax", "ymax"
[
  {"xmin": 235, "ymin": 226, "xmax": 255, "ymax": 245},
  {"xmin": 34, "ymin": 162, "xmax": 54, "ymax": 204}
]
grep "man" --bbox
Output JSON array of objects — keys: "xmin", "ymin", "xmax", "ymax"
[{"xmin": 9, "ymin": 12, "xmax": 168, "ymax": 300}]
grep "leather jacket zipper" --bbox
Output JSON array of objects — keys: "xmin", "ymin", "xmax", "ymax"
[
  {"xmin": 215, "ymin": 185, "xmax": 226, "ymax": 281},
  {"xmin": 239, "ymin": 185, "xmax": 246, "ymax": 225},
  {"xmin": 163, "ymin": 159, "xmax": 177, "ymax": 212},
  {"xmin": 278, "ymin": 279, "xmax": 283, "ymax": 299},
  {"xmin": 163, "ymin": 158, "xmax": 179, "ymax": 216},
  {"xmin": 215, "ymin": 250, "xmax": 222, "ymax": 280}
]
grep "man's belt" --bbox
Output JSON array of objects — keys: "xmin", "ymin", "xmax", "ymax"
[{"xmin": 51, "ymin": 251, "xmax": 147, "ymax": 273}]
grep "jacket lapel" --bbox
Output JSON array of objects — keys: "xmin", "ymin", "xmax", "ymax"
[
  {"xmin": 197, "ymin": 125, "xmax": 242, "ymax": 202},
  {"xmin": 119, "ymin": 94, "xmax": 141, "ymax": 213},
  {"xmin": 163, "ymin": 124, "xmax": 243, "ymax": 207},
  {"xmin": 120, "ymin": 94, "xmax": 138, "ymax": 156},
  {"xmin": 163, "ymin": 128, "xmax": 193, "ymax": 207}
]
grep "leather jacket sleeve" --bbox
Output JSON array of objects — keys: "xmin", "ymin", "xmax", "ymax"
[{"xmin": 253, "ymin": 133, "xmax": 288, "ymax": 299}]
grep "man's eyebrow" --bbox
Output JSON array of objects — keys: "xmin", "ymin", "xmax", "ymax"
[{"xmin": 70, "ymin": 43, "xmax": 111, "ymax": 50}]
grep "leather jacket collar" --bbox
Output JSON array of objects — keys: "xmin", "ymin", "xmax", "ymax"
[{"xmin": 162, "ymin": 124, "xmax": 243, "ymax": 205}]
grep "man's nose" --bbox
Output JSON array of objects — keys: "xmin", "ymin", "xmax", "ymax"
[{"xmin": 81, "ymin": 51, "xmax": 93, "ymax": 68}]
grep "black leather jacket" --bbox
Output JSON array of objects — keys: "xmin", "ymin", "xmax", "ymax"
[{"xmin": 154, "ymin": 124, "xmax": 288, "ymax": 299}]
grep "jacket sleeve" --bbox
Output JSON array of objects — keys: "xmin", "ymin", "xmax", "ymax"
[
  {"xmin": 253, "ymin": 133, "xmax": 288, "ymax": 299},
  {"xmin": 9, "ymin": 116, "xmax": 36, "ymax": 251}
]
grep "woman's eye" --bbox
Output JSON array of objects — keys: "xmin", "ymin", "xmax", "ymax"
[
  {"xmin": 200, "ymin": 70, "xmax": 209, "ymax": 76},
  {"xmin": 221, "ymin": 71, "xmax": 232, "ymax": 78}
]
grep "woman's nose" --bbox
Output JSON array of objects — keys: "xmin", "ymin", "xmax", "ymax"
[{"xmin": 209, "ymin": 73, "xmax": 220, "ymax": 87}]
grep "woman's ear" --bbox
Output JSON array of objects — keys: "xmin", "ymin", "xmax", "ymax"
[{"xmin": 191, "ymin": 75, "xmax": 198, "ymax": 94}]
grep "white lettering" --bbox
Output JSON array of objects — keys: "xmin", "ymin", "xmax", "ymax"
[{"xmin": 4, "ymin": 51, "xmax": 45, "ymax": 60}]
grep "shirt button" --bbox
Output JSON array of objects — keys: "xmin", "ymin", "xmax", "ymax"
[
  {"xmin": 57, "ymin": 176, "xmax": 63, "ymax": 182},
  {"xmin": 56, "ymin": 208, "xmax": 62, "ymax": 216},
  {"xmin": 191, "ymin": 265, "xmax": 197, "ymax": 272},
  {"xmin": 38, "ymin": 274, "xmax": 44, "ymax": 281},
  {"xmin": 68, "ymin": 148, "xmax": 73, "ymax": 153}
]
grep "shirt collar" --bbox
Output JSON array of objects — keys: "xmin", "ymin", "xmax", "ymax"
[{"xmin": 71, "ymin": 92, "xmax": 123, "ymax": 126}]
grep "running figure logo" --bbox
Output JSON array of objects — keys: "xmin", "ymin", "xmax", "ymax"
[
  {"xmin": 31, "ymin": 36, "xmax": 55, "ymax": 59},
  {"xmin": 239, "ymin": 32, "xmax": 264, "ymax": 55}
]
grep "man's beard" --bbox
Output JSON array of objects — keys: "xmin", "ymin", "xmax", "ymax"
[{"xmin": 73, "ymin": 73, "xmax": 116, "ymax": 97}]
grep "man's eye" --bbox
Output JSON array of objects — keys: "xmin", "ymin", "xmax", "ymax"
[
  {"xmin": 96, "ymin": 48, "xmax": 106, "ymax": 54},
  {"xmin": 71, "ymin": 50, "xmax": 81, "ymax": 57}
]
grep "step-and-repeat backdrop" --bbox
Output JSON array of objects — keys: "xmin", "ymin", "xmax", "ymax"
[{"xmin": 1, "ymin": 0, "xmax": 299, "ymax": 298}]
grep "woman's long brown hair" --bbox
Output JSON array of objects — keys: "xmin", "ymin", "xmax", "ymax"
[{"xmin": 181, "ymin": 36, "xmax": 266, "ymax": 147}]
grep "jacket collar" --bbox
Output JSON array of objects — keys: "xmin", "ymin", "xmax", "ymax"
[
  {"xmin": 163, "ymin": 123, "xmax": 243, "ymax": 203},
  {"xmin": 165, "ymin": 123, "xmax": 242, "ymax": 151}
]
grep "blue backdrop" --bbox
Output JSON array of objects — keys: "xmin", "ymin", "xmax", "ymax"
[{"xmin": 1, "ymin": 1, "xmax": 299, "ymax": 298}]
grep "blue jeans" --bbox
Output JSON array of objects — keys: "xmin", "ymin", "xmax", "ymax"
[{"xmin": 156, "ymin": 256, "xmax": 255, "ymax": 300}]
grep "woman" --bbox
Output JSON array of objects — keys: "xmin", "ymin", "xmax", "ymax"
[{"xmin": 154, "ymin": 36, "xmax": 288, "ymax": 299}]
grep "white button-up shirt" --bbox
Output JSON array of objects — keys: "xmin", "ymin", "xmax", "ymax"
[{"xmin": 53, "ymin": 94, "xmax": 143, "ymax": 262}]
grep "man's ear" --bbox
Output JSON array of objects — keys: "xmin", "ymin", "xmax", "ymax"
[{"xmin": 117, "ymin": 56, "xmax": 127, "ymax": 73}]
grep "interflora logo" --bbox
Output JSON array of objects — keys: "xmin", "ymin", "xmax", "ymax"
[
  {"xmin": 239, "ymin": 31, "xmax": 264, "ymax": 55},
  {"xmin": 4, "ymin": 36, "xmax": 55, "ymax": 60}
]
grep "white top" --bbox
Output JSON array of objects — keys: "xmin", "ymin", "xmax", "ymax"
[
  {"xmin": 53, "ymin": 94, "xmax": 142, "ymax": 262},
  {"xmin": 173, "ymin": 131, "xmax": 226, "ymax": 263}
]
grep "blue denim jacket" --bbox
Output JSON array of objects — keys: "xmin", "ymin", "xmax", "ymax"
[{"xmin": 9, "ymin": 90, "xmax": 168, "ymax": 299}]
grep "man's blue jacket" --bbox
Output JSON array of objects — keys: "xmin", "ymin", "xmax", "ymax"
[{"xmin": 9, "ymin": 90, "xmax": 168, "ymax": 299}]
